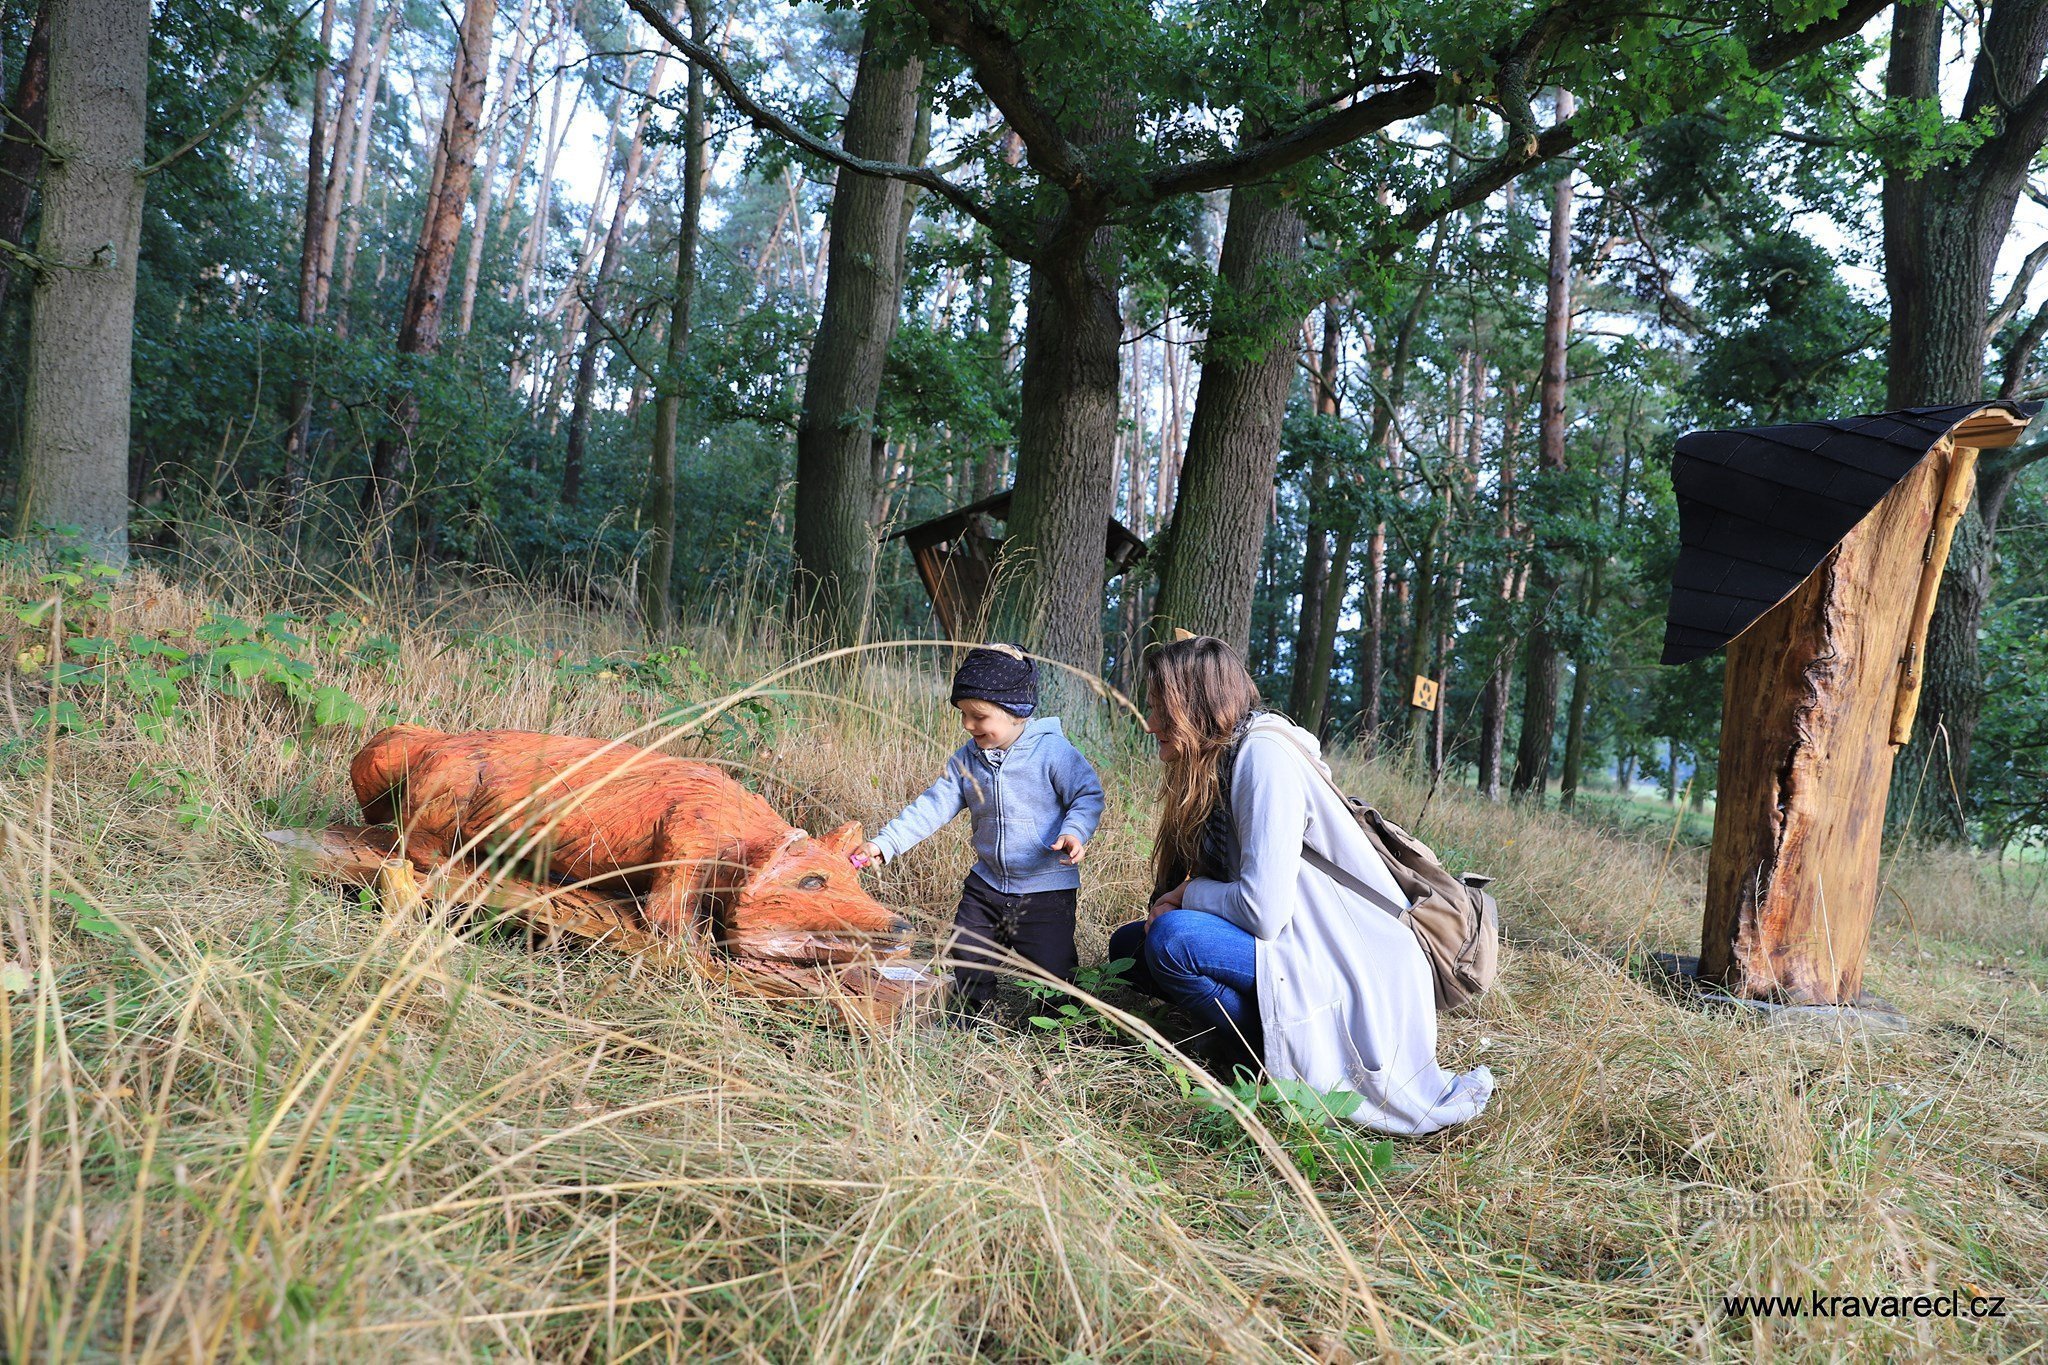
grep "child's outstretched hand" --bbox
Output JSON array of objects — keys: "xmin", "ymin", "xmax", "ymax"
[
  {"xmin": 1050, "ymin": 833, "xmax": 1087, "ymax": 866},
  {"xmin": 850, "ymin": 840, "xmax": 884, "ymax": 869}
]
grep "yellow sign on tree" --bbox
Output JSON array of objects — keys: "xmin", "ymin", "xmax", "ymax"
[{"xmin": 1410, "ymin": 675, "xmax": 1440, "ymax": 711}]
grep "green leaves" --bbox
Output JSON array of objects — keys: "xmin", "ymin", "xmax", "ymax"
[
  {"xmin": 53, "ymin": 891, "xmax": 121, "ymax": 942},
  {"xmin": 310, "ymin": 685, "xmax": 367, "ymax": 728}
]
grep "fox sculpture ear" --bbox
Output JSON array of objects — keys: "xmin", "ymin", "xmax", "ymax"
[{"xmin": 819, "ymin": 821, "xmax": 864, "ymax": 853}]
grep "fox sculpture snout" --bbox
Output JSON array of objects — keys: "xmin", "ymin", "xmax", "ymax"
[{"xmin": 349, "ymin": 725, "xmax": 909, "ymax": 960}]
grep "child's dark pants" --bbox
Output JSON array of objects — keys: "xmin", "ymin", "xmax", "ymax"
[{"xmin": 948, "ymin": 871, "xmax": 1077, "ymax": 1012}]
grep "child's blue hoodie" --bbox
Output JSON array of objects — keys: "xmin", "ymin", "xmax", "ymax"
[{"xmin": 870, "ymin": 717, "xmax": 1104, "ymax": 894}]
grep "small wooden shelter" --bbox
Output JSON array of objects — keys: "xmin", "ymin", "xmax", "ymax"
[
  {"xmin": 1661, "ymin": 400, "xmax": 2042, "ymax": 1005},
  {"xmin": 886, "ymin": 490, "xmax": 1147, "ymax": 639}
]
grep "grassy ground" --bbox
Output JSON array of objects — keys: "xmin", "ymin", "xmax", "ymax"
[{"xmin": 3, "ymin": 550, "xmax": 2046, "ymax": 1361}]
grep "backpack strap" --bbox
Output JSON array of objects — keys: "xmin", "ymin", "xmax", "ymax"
[{"xmin": 1257, "ymin": 727, "xmax": 1413, "ymax": 920}]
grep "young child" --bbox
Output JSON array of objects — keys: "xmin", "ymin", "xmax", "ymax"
[{"xmin": 855, "ymin": 644, "xmax": 1105, "ymax": 1016}]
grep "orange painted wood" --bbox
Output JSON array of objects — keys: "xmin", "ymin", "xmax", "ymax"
[
  {"xmin": 265, "ymin": 824, "xmax": 945, "ymax": 1024},
  {"xmin": 1890, "ymin": 443, "xmax": 1978, "ymax": 745},
  {"xmin": 1699, "ymin": 444, "xmax": 1957, "ymax": 1003}
]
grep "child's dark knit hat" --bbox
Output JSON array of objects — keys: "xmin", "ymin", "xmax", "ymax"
[{"xmin": 950, "ymin": 644, "xmax": 1038, "ymax": 717}]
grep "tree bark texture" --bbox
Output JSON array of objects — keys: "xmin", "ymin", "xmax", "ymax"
[
  {"xmin": 368, "ymin": 0, "xmax": 494, "ymax": 535},
  {"xmin": 643, "ymin": 0, "xmax": 707, "ymax": 635},
  {"xmin": 0, "ymin": 0, "xmax": 52, "ymax": 318},
  {"xmin": 990, "ymin": 99, "xmax": 1131, "ymax": 683},
  {"xmin": 1149, "ymin": 178, "xmax": 1307, "ymax": 654},
  {"xmin": 1511, "ymin": 95, "xmax": 1576, "ymax": 801},
  {"xmin": 1476, "ymin": 379, "xmax": 1524, "ymax": 802},
  {"xmin": 1882, "ymin": 0, "xmax": 2048, "ymax": 839},
  {"xmin": 1701, "ymin": 443, "xmax": 1965, "ymax": 1003},
  {"xmin": 283, "ymin": 0, "xmax": 340, "ymax": 525},
  {"xmin": 1302, "ymin": 302, "xmax": 1350, "ymax": 736},
  {"xmin": 1286, "ymin": 476, "xmax": 1330, "ymax": 718},
  {"xmin": 14, "ymin": 0, "xmax": 149, "ymax": 564},
  {"xmin": 457, "ymin": 0, "xmax": 539, "ymax": 336},
  {"xmin": 335, "ymin": 1, "xmax": 398, "ymax": 332},
  {"xmin": 563, "ymin": 57, "xmax": 660, "ymax": 506},
  {"xmin": 791, "ymin": 26, "xmax": 925, "ymax": 645}
]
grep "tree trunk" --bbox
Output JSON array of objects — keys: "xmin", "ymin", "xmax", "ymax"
[
  {"xmin": 790, "ymin": 24, "xmax": 925, "ymax": 645},
  {"xmin": 989, "ymin": 99, "xmax": 1131, "ymax": 685},
  {"xmin": 456, "ymin": 0, "xmax": 539, "ymax": 336},
  {"xmin": 315, "ymin": 0, "xmax": 377, "ymax": 317},
  {"xmin": 1287, "ymin": 467, "xmax": 1330, "ymax": 716},
  {"xmin": 1356, "ymin": 518, "xmax": 1385, "ymax": 746},
  {"xmin": 562, "ymin": 59, "xmax": 660, "ymax": 506},
  {"xmin": 999, "ymin": 232, "xmax": 1126, "ymax": 677},
  {"xmin": 1302, "ymin": 302, "xmax": 1351, "ymax": 735},
  {"xmin": 1701, "ymin": 442, "xmax": 1967, "ymax": 1002},
  {"xmin": 1511, "ymin": 91, "xmax": 1577, "ymax": 802},
  {"xmin": 1557, "ymin": 568, "xmax": 1599, "ymax": 808},
  {"xmin": 334, "ymin": 1, "xmax": 398, "ymax": 332},
  {"xmin": 0, "ymin": 0, "xmax": 52, "ymax": 318},
  {"xmin": 367, "ymin": 0, "xmax": 494, "ymax": 543},
  {"xmin": 1881, "ymin": 0, "xmax": 2048, "ymax": 840},
  {"xmin": 1404, "ymin": 527, "xmax": 1438, "ymax": 766},
  {"xmin": 13, "ymin": 0, "xmax": 149, "ymax": 564},
  {"xmin": 282, "ymin": 0, "xmax": 339, "ymax": 525},
  {"xmin": 1149, "ymin": 179, "xmax": 1307, "ymax": 653},
  {"xmin": 642, "ymin": 0, "xmax": 707, "ymax": 635},
  {"xmin": 1476, "ymin": 377, "xmax": 1523, "ymax": 802}
]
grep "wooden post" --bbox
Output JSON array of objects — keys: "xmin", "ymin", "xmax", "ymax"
[{"xmin": 1699, "ymin": 440, "xmax": 1970, "ymax": 1003}]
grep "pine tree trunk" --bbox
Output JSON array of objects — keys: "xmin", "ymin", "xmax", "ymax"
[
  {"xmin": 642, "ymin": 0, "xmax": 707, "ymax": 635},
  {"xmin": 1287, "ymin": 473, "xmax": 1330, "ymax": 716},
  {"xmin": 1404, "ymin": 527, "xmax": 1438, "ymax": 766},
  {"xmin": 314, "ymin": 0, "xmax": 377, "ymax": 317},
  {"xmin": 0, "ymin": 0, "xmax": 52, "ymax": 319},
  {"xmin": 367, "ymin": 0, "xmax": 494, "ymax": 546},
  {"xmin": 13, "ymin": 0, "xmax": 149, "ymax": 564},
  {"xmin": 1476, "ymin": 378, "xmax": 1523, "ymax": 802},
  {"xmin": 1150, "ymin": 180, "xmax": 1306, "ymax": 652},
  {"xmin": 456, "ymin": 0, "xmax": 538, "ymax": 336},
  {"xmin": 282, "ymin": 0, "xmax": 338, "ymax": 526},
  {"xmin": 563, "ymin": 66, "xmax": 658, "ymax": 506},
  {"xmin": 790, "ymin": 26, "xmax": 925, "ymax": 645},
  {"xmin": 1511, "ymin": 91, "xmax": 1576, "ymax": 802},
  {"xmin": 1558, "ymin": 564, "xmax": 1601, "ymax": 809},
  {"xmin": 1357, "ymin": 519, "xmax": 1385, "ymax": 746},
  {"xmin": 334, "ymin": 2, "xmax": 397, "ymax": 333},
  {"xmin": 1301, "ymin": 303, "xmax": 1350, "ymax": 734}
]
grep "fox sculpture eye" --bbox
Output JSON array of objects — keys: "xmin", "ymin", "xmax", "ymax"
[{"xmin": 349, "ymin": 725, "xmax": 911, "ymax": 959}]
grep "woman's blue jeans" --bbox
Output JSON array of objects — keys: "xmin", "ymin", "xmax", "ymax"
[{"xmin": 1106, "ymin": 909, "xmax": 1261, "ymax": 1061}]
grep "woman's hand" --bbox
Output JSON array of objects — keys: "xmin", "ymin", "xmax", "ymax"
[{"xmin": 1146, "ymin": 878, "xmax": 1188, "ymax": 926}]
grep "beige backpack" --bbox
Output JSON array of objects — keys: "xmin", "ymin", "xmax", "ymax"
[{"xmin": 1274, "ymin": 732, "xmax": 1502, "ymax": 1013}]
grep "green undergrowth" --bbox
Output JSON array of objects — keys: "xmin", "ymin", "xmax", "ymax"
[{"xmin": 2, "ymin": 552, "xmax": 2045, "ymax": 1360}]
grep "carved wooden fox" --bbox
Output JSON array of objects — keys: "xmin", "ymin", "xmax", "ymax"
[{"xmin": 349, "ymin": 725, "xmax": 907, "ymax": 959}]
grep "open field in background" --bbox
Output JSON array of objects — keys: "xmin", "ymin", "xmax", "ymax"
[{"xmin": 2, "ymin": 547, "xmax": 2046, "ymax": 1361}]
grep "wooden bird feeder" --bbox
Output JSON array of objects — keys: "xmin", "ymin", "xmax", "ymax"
[
  {"xmin": 1660, "ymin": 400, "xmax": 2042, "ymax": 1005},
  {"xmin": 886, "ymin": 489, "xmax": 1147, "ymax": 640}
]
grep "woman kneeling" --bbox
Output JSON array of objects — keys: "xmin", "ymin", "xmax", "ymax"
[{"xmin": 1108, "ymin": 636, "xmax": 1492, "ymax": 1136}]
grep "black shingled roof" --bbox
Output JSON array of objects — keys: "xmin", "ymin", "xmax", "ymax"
[{"xmin": 1660, "ymin": 400, "xmax": 2042, "ymax": 666}]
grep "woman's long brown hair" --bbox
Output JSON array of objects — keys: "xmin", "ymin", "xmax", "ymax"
[{"xmin": 1146, "ymin": 635, "xmax": 1260, "ymax": 897}]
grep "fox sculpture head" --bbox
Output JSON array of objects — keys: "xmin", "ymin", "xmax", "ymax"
[{"xmin": 349, "ymin": 725, "xmax": 909, "ymax": 960}]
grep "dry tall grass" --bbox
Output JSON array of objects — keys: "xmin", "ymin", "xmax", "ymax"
[{"xmin": 2, "ymin": 549, "xmax": 2044, "ymax": 1361}]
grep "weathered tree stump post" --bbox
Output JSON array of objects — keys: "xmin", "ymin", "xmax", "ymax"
[{"xmin": 1661, "ymin": 403, "xmax": 2035, "ymax": 1005}]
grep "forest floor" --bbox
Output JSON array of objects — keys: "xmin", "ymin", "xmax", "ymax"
[{"xmin": 2, "ymin": 547, "xmax": 2045, "ymax": 1361}]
